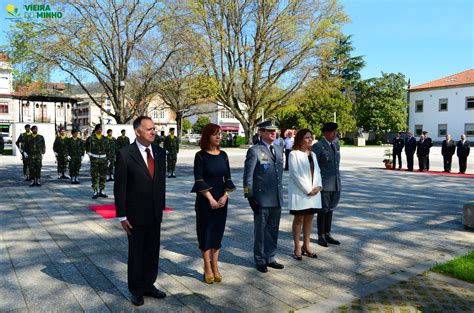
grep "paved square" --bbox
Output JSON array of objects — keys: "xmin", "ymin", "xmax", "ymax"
[{"xmin": 0, "ymin": 146, "xmax": 472, "ymax": 312}]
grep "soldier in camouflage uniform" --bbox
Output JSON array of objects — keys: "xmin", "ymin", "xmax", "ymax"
[
  {"xmin": 115, "ymin": 129, "xmax": 130, "ymax": 152},
  {"xmin": 105, "ymin": 129, "xmax": 116, "ymax": 181},
  {"xmin": 154, "ymin": 130, "xmax": 165, "ymax": 147},
  {"xmin": 85, "ymin": 124, "xmax": 109, "ymax": 199},
  {"xmin": 164, "ymin": 127, "xmax": 179, "ymax": 178},
  {"xmin": 15, "ymin": 124, "xmax": 32, "ymax": 180},
  {"xmin": 24, "ymin": 125, "xmax": 45, "ymax": 187},
  {"xmin": 67, "ymin": 129, "xmax": 85, "ymax": 184},
  {"xmin": 53, "ymin": 128, "xmax": 69, "ymax": 179}
]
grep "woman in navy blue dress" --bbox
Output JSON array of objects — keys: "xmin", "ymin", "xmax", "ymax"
[{"xmin": 191, "ymin": 123, "xmax": 235, "ymax": 284}]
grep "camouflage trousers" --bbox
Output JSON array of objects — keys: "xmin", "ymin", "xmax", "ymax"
[
  {"xmin": 107, "ymin": 155, "xmax": 116, "ymax": 176},
  {"xmin": 22, "ymin": 156, "xmax": 29, "ymax": 176},
  {"xmin": 69, "ymin": 157, "xmax": 82, "ymax": 177},
  {"xmin": 57, "ymin": 153, "xmax": 69, "ymax": 174},
  {"xmin": 90, "ymin": 158, "xmax": 107, "ymax": 191},
  {"xmin": 28, "ymin": 155, "xmax": 42, "ymax": 178},
  {"xmin": 167, "ymin": 153, "xmax": 177, "ymax": 172}
]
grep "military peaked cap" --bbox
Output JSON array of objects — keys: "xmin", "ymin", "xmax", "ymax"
[
  {"xmin": 321, "ymin": 122, "xmax": 338, "ymax": 132},
  {"xmin": 257, "ymin": 120, "xmax": 278, "ymax": 130}
]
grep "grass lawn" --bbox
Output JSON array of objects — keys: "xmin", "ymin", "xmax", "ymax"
[{"xmin": 431, "ymin": 250, "xmax": 474, "ymax": 283}]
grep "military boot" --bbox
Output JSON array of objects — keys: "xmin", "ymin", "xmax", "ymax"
[
  {"xmin": 36, "ymin": 178, "xmax": 41, "ymax": 186},
  {"xmin": 30, "ymin": 178, "xmax": 36, "ymax": 187},
  {"xmin": 60, "ymin": 172, "xmax": 68, "ymax": 179},
  {"xmin": 92, "ymin": 190, "xmax": 99, "ymax": 199},
  {"xmin": 75, "ymin": 177, "xmax": 80, "ymax": 184},
  {"xmin": 98, "ymin": 189, "xmax": 108, "ymax": 198}
]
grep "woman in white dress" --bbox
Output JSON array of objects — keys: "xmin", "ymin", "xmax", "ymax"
[{"xmin": 288, "ymin": 129, "xmax": 322, "ymax": 260}]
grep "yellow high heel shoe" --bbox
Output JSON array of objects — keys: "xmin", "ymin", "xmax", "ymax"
[
  {"xmin": 203, "ymin": 273, "xmax": 215, "ymax": 284},
  {"xmin": 213, "ymin": 273, "xmax": 222, "ymax": 283}
]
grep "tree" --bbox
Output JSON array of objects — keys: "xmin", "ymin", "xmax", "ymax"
[
  {"xmin": 183, "ymin": 0, "xmax": 347, "ymax": 142},
  {"xmin": 182, "ymin": 118, "xmax": 192, "ymax": 134},
  {"xmin": 354, "ymin": 73, "xmax": 408, "ymax": 134},
  {"xmin": 8, "ymin": 0, "xmax": 175, "ymax": 124},
  {"xmin": 192, "ymin": 116, "xmax": 211, "ymax": 134}
]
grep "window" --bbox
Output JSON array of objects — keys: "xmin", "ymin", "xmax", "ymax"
[
  {"xmin": 220, "ymin": 108, "xmax": 234, "ymax": 119},
  {"xmin": 465, "ymin": 123, "xmax": 474, "ymax": 136},
  {"xmin": 466, "ymin": 97, "xmax": 474, "ymax": 110},
  {"xmin": 160, "ymin": 109, "xmax": 165, "ymax": 119},
  {"xmin": 439, "ymin": 99, "xmax": 448, "ymax": 111},
  {"xmin": 414, "ymin": 125, "xmax": 423, "ymax": 136},
  {"xmin": 0, "ymin": 103, "xmax": 8, "ymax": 113},
  {"xmin": 152, "ymin": 109, "xmax": 158, "ymax": 119},
  {"xmin": 438, "ymin": 124, "xmax": 447, "ymax": 137},
  {"xmin": 415, "ymin": 100, "xmax": 423, "ymax": 112}
]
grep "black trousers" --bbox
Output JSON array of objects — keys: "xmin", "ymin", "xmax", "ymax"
[
  {"xmin": 458, "ymin": 156, "xmax": 468, "ymax": 173},
  {"xmin": 426, "ymin": 154, "xmax": 430, "ymax": 170},
  {"xmin": 127, "ymin": 219, "xmax": 161, "ymax": 296},
  {"xmin": 406, "ymin": 152, "xmax": 415, "ymax": 170},
  {"xmin": 318, "ymin": 191, "xmax": 340, "ymax": 235},
  {"xmin": 443, "ymin": 154, "xmax": 453, "ymax": 172},
  {"xmin": 392, "ymin": 151, "xmax": 402, "ymax": 169},
  {"xmin": 418, "ymin": 154, "xmax": 427, "ymax": 171},
  {"xmin": 284, "ymin": 149, "xmax": 291, "ymax": 170}
]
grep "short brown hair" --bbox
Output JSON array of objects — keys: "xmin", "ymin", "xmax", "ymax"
[
  {"xmin": 292, "ymin": 128, "xmax": 313, "ymax": 151},
  {"xmin": 199, "ymin": 123, "xmax": 221, "ymax": 151}
]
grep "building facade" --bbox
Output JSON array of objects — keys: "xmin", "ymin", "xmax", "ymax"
[
  {"xmin": 408, "ymin": 69, "xmax": 474, "ymax": 142},
  {"xmin": 187, "ymin": 102, "xmax": 245, "ymax": 136}
]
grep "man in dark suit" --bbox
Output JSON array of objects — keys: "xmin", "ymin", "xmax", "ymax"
[
  {"xmin": 244, "ymin": 120, "xmax": 285, "ymax": 273},
  {"xmin": 457, "ymin": 134, "xmax": 470, "ymax": 174},
  {"xmin": 441, "ymin": 134, "xmax": 456, "ymax": 172},
  {"xmin": 313, "ymin": 122, "xmax": 341, "ymax": 247},
  {"xmin": 417, "ymin": 134, "xmax": 430, "ymax": 171},
  {"xmin": 114, "ymin": 116, "xmax": 167, "ymax": 306},
  {"xmin": 391, "ymin": 132, "xmax": 404, "ymax": 169},
  {"xmin": 422, "ymin": 131, "xmax": 433, "ymax": 170},
  {"xmin": 404, "ymin": 132, "xmax": 417, "ymax": 171}
]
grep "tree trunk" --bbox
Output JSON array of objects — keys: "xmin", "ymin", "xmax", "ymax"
[{"xmin": 175, "ymin": 111, "xmax": 183, "ymax": 143}]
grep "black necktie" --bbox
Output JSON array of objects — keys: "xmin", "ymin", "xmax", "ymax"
[
  {"xmin": 269, "ymin": 145, "xmax": 275, "ymax": 157},
  {"xmin": 330, "ymin": 143, "xmax": 336, "ymax": 154}
]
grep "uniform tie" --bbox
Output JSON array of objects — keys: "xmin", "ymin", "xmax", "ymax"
[
  {"xmin": 145, "ymin": 148, "xmax": 154, "ymax": 178},
  {"xmin": 269, "ymin": 145, "xmax": 275, "ymax": 157},
  {"xmin": 330, "ymin": 143, "xmax": 336, "ymax": 155}
]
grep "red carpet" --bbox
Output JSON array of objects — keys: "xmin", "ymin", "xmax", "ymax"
[
  {"xmin": 88, "ymin": 203, "xmax": 174, "ymax": 219},
  {"xmin": 383, "ymin": 168, "xmax": 474, "ymax": 178}
]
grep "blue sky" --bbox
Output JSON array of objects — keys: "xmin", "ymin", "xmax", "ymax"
[{"xmin": 1, "ymin": 0, "xmax": 473, "ymax": 86}]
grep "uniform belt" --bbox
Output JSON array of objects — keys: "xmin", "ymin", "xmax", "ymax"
[{"xmin": 90, "ymin": 153, "xmax": 107, "ymax": 158}]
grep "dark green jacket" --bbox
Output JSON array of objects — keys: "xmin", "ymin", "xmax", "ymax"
[
  {"xmin": 68, "ymin": 137, "xmax": 85, "ymax": 158},
  {"xmin": 24, "ymin": 134, "xmax": 46, "ymax": 156},
  {"xmin": 85, "ymin": 134, "xmax": 108, "ymax": 155}
]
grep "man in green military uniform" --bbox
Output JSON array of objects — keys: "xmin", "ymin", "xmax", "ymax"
[
  {"xmin": 154, "ymin": 130, "xmax": 165, "ymax": 147},
  {"xmin": 53, "ymin": 127, "xmax": 69, "ymax": 179},
  {"xmin": 85, "ymin": 124, "xmax": 109, "ymax": 198},
  {"xmin": 164, "ymin": 127, "xmax": 179, "ymax": 178},
  {"xmin": 115, "ymin": 129, "xmax": 130, "ymax": 152},
  {"xmin": 106, "ymin": 129, "xmax": 117, "ymax": 181},
  {"xmin": 24, "ymin": 125, "xmax": 45, "ymax": 187},
  {"xmin": 16, "ymin": 124, "xmax": 32, "ymax": 180},
  {"xmin": 67, "ymin": 129, "xmax": 85, "ymax": 184}
]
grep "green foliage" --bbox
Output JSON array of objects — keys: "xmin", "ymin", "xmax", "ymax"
[
  {"xmin": 192, "ymin": 116, "xmax": 211, "ymax": 134},
  {"xmin": 432, "ymin": 250, "xmax": 474, "ymax": 283},
  {"xmin": 355, "ymin": 73, "xmax": 408, "ymax": 134},
  {"xmin": 182, "ymin": 118, "xmax": 192, "ymax": 133}
]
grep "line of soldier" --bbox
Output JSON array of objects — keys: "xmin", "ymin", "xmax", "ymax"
[{"xmin": 392, "ymin": 131, "xmax": 471, "ymax": 174}]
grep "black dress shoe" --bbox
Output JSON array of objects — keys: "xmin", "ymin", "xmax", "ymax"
[
  {"xmin": 267, "ymin": 261, "xmax": 284, "ymax": 269},
  {"xmin": 256, "ymin": 264, "xmax": 268, "ymax": 273},
  {"xmin": 130, "ymin": 294, "xmax": 144, "ymax": 306},
  {"xmin": 325, "ymin": 234, "xmax": 340, "ymax": 245},
  {"xmin": 317, "ymin": 236, "xmax": 328, "ymax": 247},
  {"xmin": 98, "ymin": 190, "xmax": 108, "ymax": 198},
  {"xmin": 144, "ymin": 287, "xmax": 166, "ymax": 299}
]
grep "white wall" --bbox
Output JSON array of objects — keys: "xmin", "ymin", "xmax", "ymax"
[{"xmin": 409, "ymin": 85, "xmax": 474, "ymax": 141}]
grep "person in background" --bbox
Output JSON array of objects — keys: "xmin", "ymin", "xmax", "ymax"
[
  {"xmin": 106, "ymin": 129, "xmax": 117, "ymax": 181},
  {"xmin": 404, "ymin": 132, "xmax": 417, "ymax": 171},
  {"xmin": 417, "ymin": 133, "xmax": 429, "ymax": 172},
  {"xmin": 233, "ymin": 133, "xmax": 238, "ymax": 147},
  {"xmin": 16, "ymin": 124, "xmax": 32, "ymax": 180},
  {"xmin": 164, "ymin": 127, "xmax": 179, "ymax": 178},
  {"xmin": 284, "ymin": 130, "xmax": 294, "ymax": 171},
  {"xmin": 391, "ymin": 132, "xmax": 404, "ymax": 170},
  {"xmin": 312, "ymin": 122, "xmax": 341, "ymax": 247},
  {"xmin": 441, "ymin": 134, "xmax": 456, "ymax": 173},
  {"xmin": 85, "ymin": 124, "xmax": 109, "ymax": 199},
  {"xmin": 24, "ymin": 125, "xmax": 45, "ymax": 187},
  {"xmin": 457, "ymin": 134, "xmax": 470, "ymax": 174},
  {"xmin": 116, "ymin": 129, "xmax": 131, "ymax": 152},
  {"xmin": 53, "ymin": 127, "xmax": 69, "ymax": 179},
  {"xmin": 67, "ymin": 129, "xmax": 85, "ymax": 184},
  {"xmin": 191, "ymin": 123, "xmax": 235, "ymax": 284},
  {"xmin": 0, "ymin": 134, "xmax": 4, "ymax": 155},
  {"xmin": 288, "ymin": 129, "xmax": 322, "ymax": 260},
  {"xmin": 422, "ymin": 131, "xmax": 433, "ymax": 170},
  {"xmin": 273, "ymin": 131, "xmax": 284, "ymax": 153}
]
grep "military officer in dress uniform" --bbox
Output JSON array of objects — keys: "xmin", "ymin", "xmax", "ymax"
[
  {"xmin": 404, "ymin": 132, "xmax": 417, "ymax": 171},
  {"xmin": 85, "ymin": 124, "xmax": 109, "ymax": 198},
  {"xmin": 422, "ymin": 131, "xmax": 433, "ymax": 170},
  {"xmin": 457, "ymin": 134, "xmax": 470, "ymax": 174},
  {"xmin": 53, "ymin": 127, "xmax": 69, "ymax": 179},
  {"xmin": 417, "ymin": 133, "xmax": 431, "ymax": 172},
  {"xmin": 441, "ymin": 134, "xmax": 456, "ymax": 172},
  {"xmin": 391, "ymin": 132, "xmax": 404, "ymax": 170},
  {"xmin": 164, "ymin": 128, "xmax": 179, "ymax": 178},
  {"xmin": 106, "ymin": 129, "xmax": 117, "ymax": 181},
  {"xmin": 24, "ymin": 125, "xmax": 45, "ymax": 187},
  {"xmin": 243, "ymin": 120, "xmax": 285, "ymax": 273},
  {"xmin": 16, "ymin": 124, "xmax": 32, "ymax": 180},
  {"xmin": 67, "ymin": 129, "xmax": 85, "ymax": 184},
  {"xmin": 116, "ymin": 129, "xmax": 130, "ymax": 152},
  {"xmin": 312, "ymin": 122, "xmax": 341, "ymax": 247}
]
